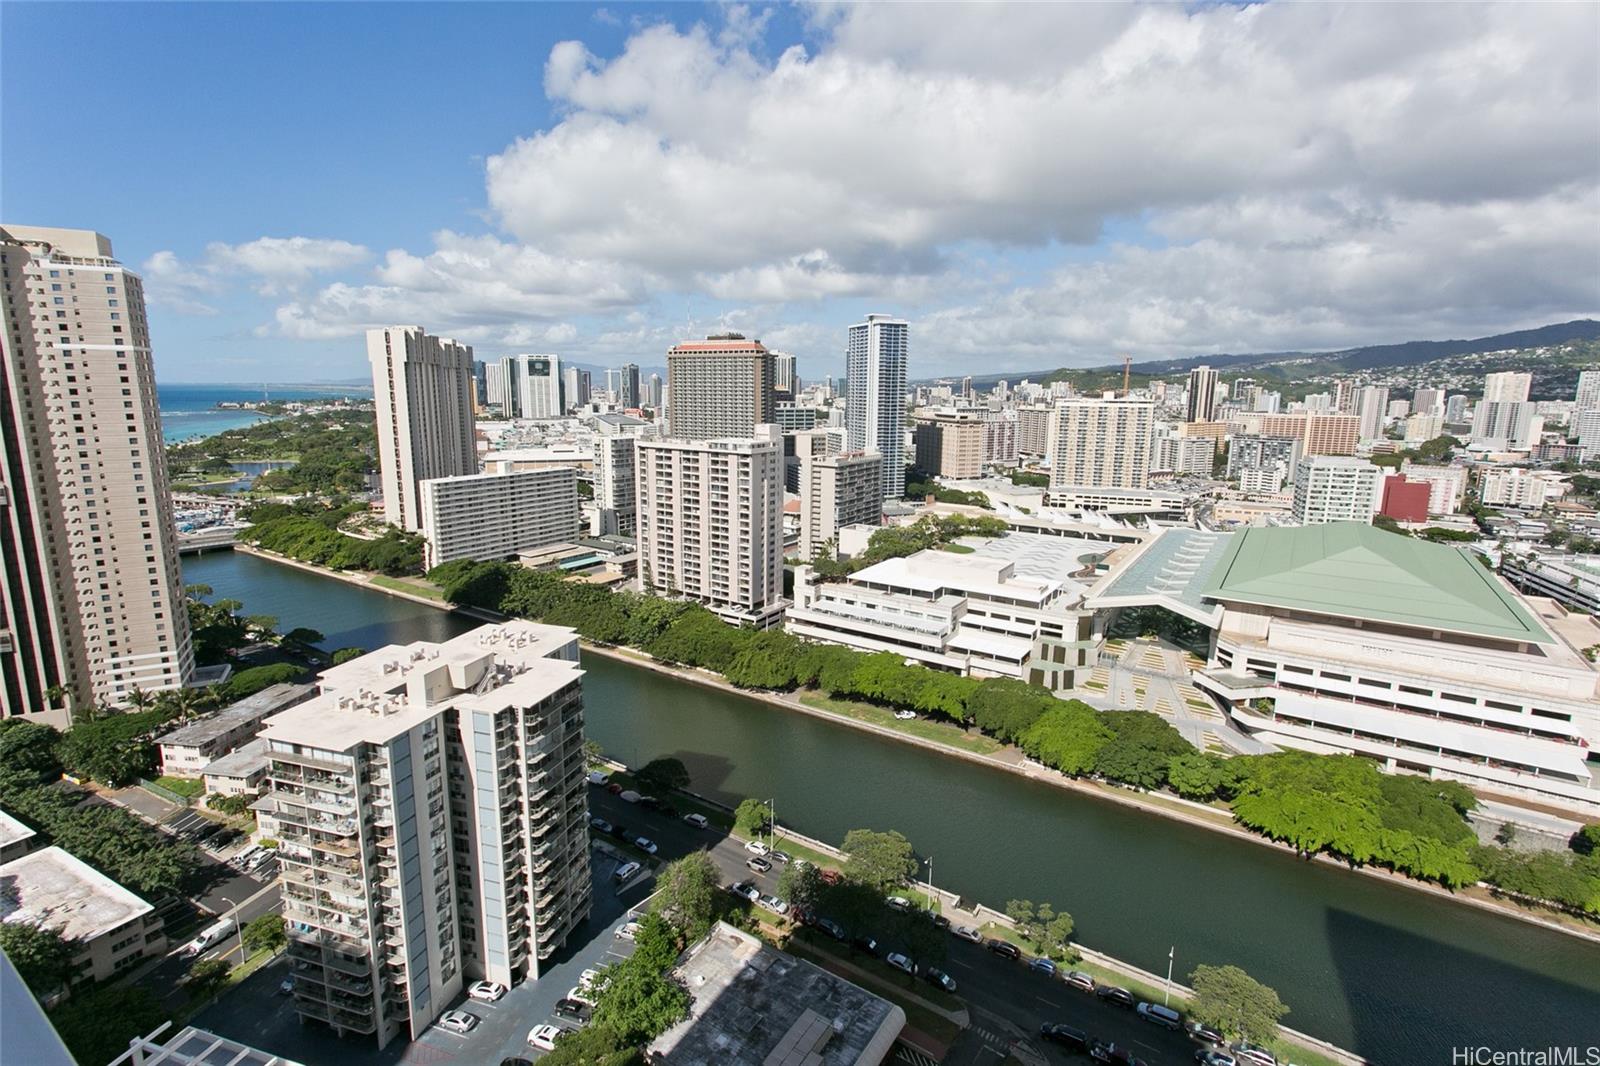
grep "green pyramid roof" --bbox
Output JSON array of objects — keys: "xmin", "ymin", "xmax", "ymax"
[{"xmin": 1201, "ymin": 522, "xmax": 1551, "ymax": 644}]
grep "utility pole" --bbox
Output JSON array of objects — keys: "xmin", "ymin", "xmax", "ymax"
[
  {"xmin": 1164, "ymin": 945, "xmax": 1175, "ymax": 1006},
  {"xmin": 925, "ymin": 855, "xmax": 936, "ymax": 914},
  {"xmin": 767, "ymin": 797, "xmax": 776, "ymax": 852}
]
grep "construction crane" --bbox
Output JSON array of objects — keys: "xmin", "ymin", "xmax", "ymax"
[{"xmin": 1122, "ymin": 354, "xmax": 1132, "ymax": 397}]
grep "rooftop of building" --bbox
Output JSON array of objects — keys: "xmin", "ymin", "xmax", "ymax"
[
  {"xmin": 0, "ymin": 845, "xmax": 152, "ymax": 941},
  {"xmin": 108, "ymin": 1026, "xmax": 305, "ymax": 1066},
  {"xmin": 648, "ymin": 922, "xmax": 903, "ymax": 1066},
  {"xmin": 1087, "ymin": 527, "xmax": 1234, "ymax": 625},
  {"xmin": 201, "ymin": 738, "xmax": 270, "ymax": 780},
  {"xmin": 848, "ymin": 549, "xmax": 1063, "ymax": 606},
  {"xmin": 1204, "ymin": 522, "xmax": 1552, "ymax": 644},
  {"xmin": 0, "ymin": 809, "xmax": 37, "ymax": 852},
  {"xmin": 261, "ymin": 622, "xmax": 582, "ymax": 749},
  {"xmin": 668, "ymin": 337, "xmax": 769, "ymax": 353},
  {"xmin": 156, "ymin": 684, "xmax": 314, "ymax": 748}
]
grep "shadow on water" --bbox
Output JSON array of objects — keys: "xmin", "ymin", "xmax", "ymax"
[{"xmin": 1323, "ymin": 906, "xmax": 1600, "ymax": 1064}]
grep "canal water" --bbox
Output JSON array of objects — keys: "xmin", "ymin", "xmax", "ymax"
[{"xmin": 183, "ymin": 549, "xmax": 1600, "ymax": 1063}]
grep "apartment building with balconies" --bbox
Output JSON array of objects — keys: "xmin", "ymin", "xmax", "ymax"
[{"xmin": 260, "ymin": 622, "xmax": 591, "ymax": 1049}]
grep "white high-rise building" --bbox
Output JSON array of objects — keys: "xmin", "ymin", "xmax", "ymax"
[
  {"xmin": 1292, "ymin": 456, "xmax": 1384, "ymax": 524},
  {"xmin": 0, "ymin": 225, "xmax": 195, "ymax": 719},
  {"xmin": 1045, "ymin": 396, "xmax": 1156, "ymax": 491},
  {"xmin": 511, "ymin": 354, "xmax": 562, "ymax": 419},
  {"xmin": 1355, "ymin": 386, "xmax": 1390, "ymax": 440},
  {"xmin": 635, "ymin": 426, "xmax": 785, "ymax": 627},
  {"xmin": 561, "ymin": 366, "xmax": 590, "ymax": 411},
  {"xmin": 798, "ymin": 450, "xmax": 883, "ymax": 560},
  {"xmin": 1472, "ymin": 400, "xmax": 1542, "ymax": 449},
  {"xmin": 1157, "ymin": 436, "xmax": 1216, "ymax": 476},
  {"xmin": 485, "ymin": 362, "xmax": 509, "ymax": 410},
  {"xmin": 593, "ymin": 414, "xmax": 655, "ymax": 536},
  {"xmin": 1445, "ymin": 394, "xmax": 1469, "ymax": 424},
  {"xmin": 1412, "ymin": 388, "xmax": 1446, "ymax": 417},
  {"xmin": 1186, "ymin": 366, "xmax": 1219, "ymax": 423},
  {"xmin": 264, "ymin": 623, "xmax": 592, "ymax": 1049},
  {"xmin": 369, "ymin": 326, "xmax": 477, "ymax": 532},
  {"xmin": 774, "ymin": 351, "xmax": 798, "ymax": 396},
  {"xmin": 1398, "ymin": 463, "xmax": 1468, "ymax": 515},
  {"xmin": 1483, "ymin": 371, "xmax": 1532, "ymax": 404},
  {"xmin": 1575, "ymin": 370, "xmax": 1600, "ymax": 411},
  {"xmin": 846, "ymin": 314, "xmax": 909, "ymax": 503},
  {"xmin": 419, "ymin": 468, "xmax": 580, "ymax": 570}
]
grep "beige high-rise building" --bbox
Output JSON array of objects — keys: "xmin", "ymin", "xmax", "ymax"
[
  {"xmin": 0, "ymin": 225, "xmax": 193, "ymax": 721},
  {"xmin": 1045, "ymin": 396, "xmax": 1155, "ymax": 491},
  {"xmin": 635, "ymin": 426, "xmax": 785, "ymax": 627},
  {"xmin": 1257, "ymin": 412, "xmax": 1359, "ymax": 456},
  {"xmin": 665, "ymin": 334, "xmax": 774, "ymax": 440},
  {"xmin": 264, "ymin": 622, "xmax": 593, "ymax": 1049},
  {"xmin": 1016, "ymin": 405, "xmax": 1053, "ymax": 456},
  {"xmin": 913, "ymin": 410, "xmax": 984, "ymax": 479},
  {"xmin": 798, "ymin": 450, "xmax": 883, "ymax": 560},
  {"xmin": 368, "ymin": 326, "xmax": 477, "ymax": 532}
]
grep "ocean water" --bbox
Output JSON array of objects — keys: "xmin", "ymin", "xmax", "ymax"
[{"xmin": 158, "ymin": 383, "xmax": 371, "ymax": 443}]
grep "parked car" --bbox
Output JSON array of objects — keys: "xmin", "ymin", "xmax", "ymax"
[
  {"xmin": 758, "ymin": 893, "xmax": 789, "ymax": 915},
  {"xmin": 885, "ymin": 952, "xmax": 915, "ymax": 974},
  {"xmin": 813, "ymin": 916, "xmax": 848, "ymax": 941},
  {"xmin": 951, "ymin": 924, "xmax": 983, "ymax": 943},
  {"xmin": 770, "ymin": 850, "xmax": 791, "ymax": 864},
  {"xmin": 852, "ymin": 934, "xmax": 880, "ymax": 956},
  {"xmin": 886, "ymin": 896, "xmax": 911, "ymax": 911},
  {"xmin": 608, "ymin": 823, "xmax": 630, "ymax": 840},
  {"xmin": 1186, "ymin": 1021, "xmax": 1225, "ymax": 1046},
  {"xmin": 553, "ymin": 998, "xmax": 592, "ymax": 1025},
  {"xmin": 181, "ymin": 917, "xmax": 237, "ymax": 958},
  {"xmin": 619, "ymin": 790, "xmax": 642, "ymax": 803},
  {"xmin": 468, "ymin": 980, "xmax": 506, "ymax": 1002},
  {"xmin": 746, "ymin": 856, "xmax": 772, "ymax": 874},
  {"xmin": 682, "ymin": 813, "xmax": 709, "ymax": 829},
  {"xmin": 586, "ymin": 770, "xmax": 611, "ymax": 785},
  {"xmin": 527, "ymin": 1024, "xmax": 564, "ymax": 1051},
  {"xmin": 985, "ymin": 938, "xmax": 1021, "ymax": 960},
  {"xmin": 930, "ymin": 913, "xmax": 951, "ymax": 930},
  {"xmin": 634, "ymin": 836, "xmax": 658, "ymax": 855},
  {"xmin": 744, "ymin": 839, "xmax": 770, "ymax": 856},
  {"xmin": 1062, "ymin": 970, "xmax": 1096, "ymax": 993},
  {"xmin": 589, "ymin": 816, "xmax": 614, "ymax": 834},
  {"xmin": 923, "ymin": 967, "xmax": 957, "ymax": 993},
  {"xmin": 1089, "ymin": 1041, "xmax": 1147, "ymax": 1066},
  {"xmin": 277, "ymin": 977, "xmax": 294, "ymax": 996},
  {"xmin": 436, "ymin": 1010, "xmax": 479, "ymax": 1035},
  {"xmin": 1230, "ymin": 1043, "xmax": 1278, "ymax": 1066},
  {"xmin": 818, "ymin": 868, "xmax": 841, "ymax": 885},
  {"xmin": 566, "ymin": 986, "xmax": 595, "ymax": 1007},
  {"xmin": 613, "ymin": 860, "xmax": 642, "ymax": 883},
  {"xmin": 1137, "ymin": 1001, "xmax": 1183, "ymax": 1030},
  {"xmin": 1030, "ymin": 956, "xmax": 1058, "ymax": 977},
  {"xmin": 606, "ymin": 783, "xmax": 623, "ymax": 794},
  {"xmin": 894, "ymin": 710, "xmax": 916, "ymax": 720},
  {"xmin": 1039, "ymin": 1023, "xmax": 1090, "ymax": 1050},
  {"xmin": 501, "ymin": 1058, "xmax": 535, "ymax": 1066},
  {"xmin": 728, "ymin": 881, "xmax": 761, "ymax": 902},
  {"xmin": 1096, "ymin": 985, "xmax": 1137, "ymax": 1009},
  {"xmin": 615, "ymin": 920, "xmax": 642, "ymax": 940},
  {"xmin": 638, "ymin": 795, "xmax": 661, "ymax": 808},
  {"xmin": 1194, "ymin": 1052, "xmax": 1237, "ymax": 1066}
]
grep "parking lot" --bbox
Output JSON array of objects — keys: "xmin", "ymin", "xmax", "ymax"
[{"xmin": 192, "ymin": 844, "xmax": 652, "ymax": 1066}]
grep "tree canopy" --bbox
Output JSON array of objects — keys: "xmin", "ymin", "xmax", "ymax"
[
  {"xmin": 842, "ymin": 829, "xmax": 918, "ymax": 895},
  {"xmin": 652, "ymin": 851, "xmax": 721, "ymax": 940},
  {"xmin": 1188, "ymin": 964, "xmax": 1289, "ymax": 1044},
  {"xmin": 0, "ymin": 922, "xmax": 75, "ymax": 996}
]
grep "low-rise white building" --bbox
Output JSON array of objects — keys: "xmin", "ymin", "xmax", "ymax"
[
  {"xmin": 157, "ymin": 684, "xmax": 314, "ymax": 778},
  {"xmin": 419, "ymin": 468, "xmax": 581, "ymax": 570},
  {"xmin": 1398, "ymin": 463, "xmax": 1468, "ymax": 515},
  {"xmin": 0, "ymin": 808, "xmax": 39, "ymax": 865},
  {"xmin": 788, "ymin": 535, "xmax": 1099, "ymax": 690},
  {"xmin": 1480, "ymin": 467, "xmax": 1553, "ymax": 510},
  {"xmin": 0, "ymin": 846, "xmax": 167, "ymax": 981}
]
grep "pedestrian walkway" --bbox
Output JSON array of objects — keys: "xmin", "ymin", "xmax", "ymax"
[{"xmin": 1075, "ymin": 637, "xmax": 1271, "ymax": 755}]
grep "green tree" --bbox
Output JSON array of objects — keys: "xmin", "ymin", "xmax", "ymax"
[
  {"xmin": 841, "ymin": 829, "xmax": 917, "ymax": 895},
  {"xmin": 733, "ymin": 798, "xmax": 769, "ymax": 839},
  {"xmin": 653, "ymin": 851, "xmax": 720, "ymax": 940},
  {"xmin": 57, "ymin": 710, "xmax": 169, "ymax": 786},
  {"xmin": 223, "ymin": 662, "xmax": 306, "ymax": 701},
  {"xmin": 1188, "ymin": 964, "xmax": 1289, "ymax": 1044},
  {"xmin": 48, "ymin": 984, "xmax": 169, "ymax": 1066},
  {"xmin": 242, "ymin": 914, "xmax": 287, "ymax": 957},
  {"xmin": 966, "ymin": 678, "xmax": 1053, "ymax": 742},
  {"xmin": 723, "ymin": 630, "xmax": 804, "ymax": 690},
  {"xmin": 1571, "ymin": 824, "xmax": 1600, "ymax": 856},
  {"xmin": 1019, "ymin": 701, "xmax": 1112, "ymax": 775},
  {"xmin": 636, "ymin": 757, "xmax": 691, "ymax": 795},
  {"xmin": 1167, "ymin": 751, "xmax": 1231, "ymax": 800},
  {"xmin": 184, "ymin": 957, "xmax": 233, "ymax": 1003},
  {"xmin": 1004, "ymin": 899, "xmax": 1037, "ymax": 946},
  {"xmin": 1092, "ymin": 711, "xmax": 1191, "ymax": 790},
  {"xmin": 592, "ymin": 914, "xmax": 689, "ymax": 1045},
  {"xmin": 1042, "ymin": 910, "xmax": 1077, "ymax": 961},
  {"xmin": 283, "ymin": 627, "xmax": 325, "ymax": 647},
  {"xmin": 0, "ymin": 922, "xmax": 75, "ymax": 995},
  {"xmin": 777, "ymin": 862, "xmax": 824, "ymax": 910},
  {"xmin": 0, "ymin": 719, "xmax": 63, "ymax": 790},
  {"xmin": 330, "ymin": 646, "xmax": 366, "ymax": 665},
  {"xmin": 1494, "ymin": 822, "xmax": 1518, "ymax": 847},
  {"xmin": 535, "ymin": 1024, "xmax": 642, "ymax": 1066}
]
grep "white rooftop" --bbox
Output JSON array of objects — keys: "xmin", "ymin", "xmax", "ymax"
[
  {"xmin": 849, "ymin": 550, "xmax": 1061, "ymax": 607},
  {"xmin": 0, "ymin": 808, "xmax": 37, "ymax": 852},
  {"xmin": 262, "ymin": 621, "xmax": 582, "ymax": 750},
  {"xmin": 0, "ymin": 845, "xmax": 152, "ymax": 941}
]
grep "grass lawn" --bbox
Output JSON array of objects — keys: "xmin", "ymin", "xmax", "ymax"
[
  {"xmin": 369, "ymin": 575, "xmax": 445, "ymax": 600},
  {"xmin": 798, "ymin": 693, "xmax": 1003, "ymax": 756},
  {"xmin": 153, "ymin": 776, "xmax": 204, "ymax": 799},
  {"xmin": 942, "ymin": 543, "xmax": 975, "ymax": 554}
]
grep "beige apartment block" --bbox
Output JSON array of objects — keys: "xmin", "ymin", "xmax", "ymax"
[
  {"xmin": 0, "ymin": 845, "xmax": 167, "ymax": 981},
  {"xmin": 263, "ymin": 623, "xmax": 593, "ymax": 1049},
  {"xmin": 0, "ymin": 225, "xmax": 194, "ymax": 720},
  {"xmin": 1257, "ymin": 412, "xmax": 1360, "ymax": 456},
  {"xmin": 419, "ymin": 468, "xmax": 580, "ymax": 570},
  {"xmin": 1045, "ymin": 396, "xmax": 1155, "ymax": 491},
  {"xmin": 798, "ymin": 450, "xmax": 883, "ymax": 560},
  {"xmin": 913, "ymin": 410, "xmax": 984, "ymax": 479},
  {"xmin": 635, "ymin": 426, "xmax": 786, "ymax": 627},
  {"xmin": 665, "ymin": 334, "xmax": 774, "ymax": 440},
  {"xmin": 368, "ymin": 326, "xmax": 477, "ymax": 532}
]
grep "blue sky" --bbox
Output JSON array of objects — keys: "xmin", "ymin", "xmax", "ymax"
[{"xmin": 5, "ymin": 3, "xmax": 1596, "ymax": 383}]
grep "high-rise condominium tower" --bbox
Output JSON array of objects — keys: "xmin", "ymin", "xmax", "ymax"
[
  {"xmin": 620, "ymin": 363, "xmax": 642, "ymax": 409},
  {"xmin": 665, "ymin": 335, "xmax": 774, "ymax": 439},
  {"xmin": 0, "ymin": 225, "xmax": 194, "ymax": 721},
  {"xmin": 846, "ymin": 314, "xmax": 908, "ymax": 503},
  {"xmin": 773, "ymin": 352, "xmax": 797, "ymax": 398},
  {"xmin": 1046, "ymin": 396, "xmax": 1156, "ymax": 490},
  {"xmin": 511, "ymin": 354, "xmax": 562, "ymax": 419},
  {"xmin": 561, "ymin": 365, "xmax": 590, "ymax": 413},
  {"xmin": 368, "ymin": 326, "xmax": 477, "ymax": 532},
  {"xmin": 1185, "ymin": 366, "xmax": 1219, "ymax": 423},
  {"xmin": 264, "ymin": 622, "xmax": 593, "ymax": 1049}
]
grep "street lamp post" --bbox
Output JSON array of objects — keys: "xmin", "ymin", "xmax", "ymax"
[
  {"xmin": 924, "ymin": 855, "xmax": 936, "ymax": 915},
  {"xmin": 767, "ymin": 798, "xmax": 777, "ymax": 851},
  {"xmin": 220, "ymin": 895, "xmax": 246, "ymax": 968},
  {"xmin": 1164, "ymin": 946, "xmax": 1175, "ymax": 1006}
]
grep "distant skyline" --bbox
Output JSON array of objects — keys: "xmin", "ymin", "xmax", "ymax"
[{"xmin": 4, "ymin": 2, "xmax": 1597, "ymax": 383}]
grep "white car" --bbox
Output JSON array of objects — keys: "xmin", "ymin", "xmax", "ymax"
[
  {"xmin": 886, "ymin": 895, "xmax": 911, "ymax": 911},
  {"xmin": 619, "ymin": 789, "xmax": 642, "ymax": 804},
  {"xmin": 436, "ymin": 1009, "xmax": 479, "ymax": 1034},
  {"xmin": 615, "ymin": 920, "xmax": 642, "ymax": 940},
  {"xmin": 894, "ymin": 710, "xmax": 917, "ymax": 720},
  {"xmin": 744, "ymin": 839, "xmax": 770, "ymax": 856},
  {"xmin": 682, "ymin": 813, "xmax": 708, "ymax": 829},
  {"xmin": 634, "ymin": 836, "xmax": 658, "ymax": 855},
  {"xmin": 579, "ymin": 967, "xmax": 609, "ymax": 992},
  {"xmin": 467, "ymin": 980, "xmax": 506, "ymax": 1002},
  {"xmin": 758, "ymin": 894, "xmax": 790, "ymax": 915},
  {"xmin": 613, "ymin": 860, "xmax": 642, "ymax": 883},
  {"xmin": 528, "ymin": 1023, "xmax": 564, "ymax": 1051},
  {"xmin": 566, "ymin": 985, "xmax": 595, "ymax": 1007},
  {"xmin": 885, "ymin": 952, "xmax": 915, "ymax": 974},
  {"xmin": 586, "ymin": 770, "xmax": 611, "ymax": 785},
  {"xmin": 952, "ymin": 924, "xmax": 983, "ymax": 943}
]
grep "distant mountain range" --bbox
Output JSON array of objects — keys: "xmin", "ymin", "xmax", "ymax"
[{"xmin": 947, "ymin": 319, "xmax": 1600, "ymax": 389}]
